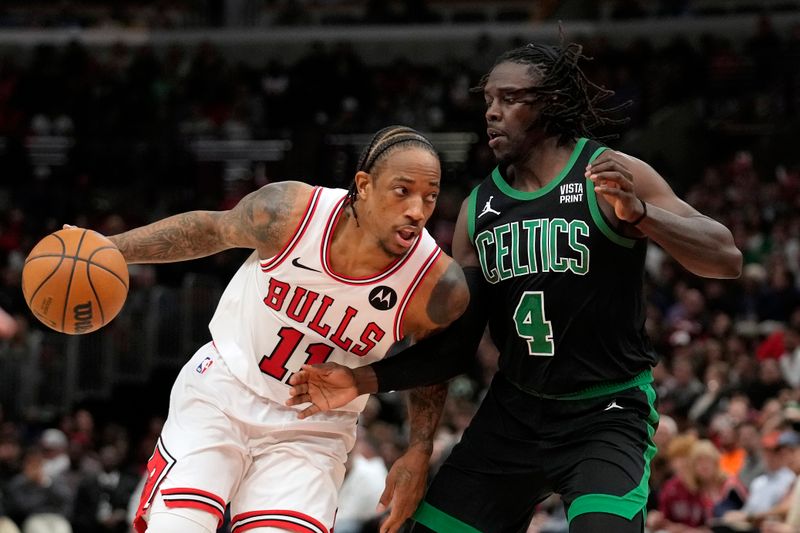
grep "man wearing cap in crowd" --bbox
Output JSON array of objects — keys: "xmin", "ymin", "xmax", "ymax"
[
  {"xmin": 716, "ymin": 430, "xmax": 800, "ymax": 532},
  {"xmin": 39, "ymin": 429, "xmax": 69, "ymax": 481}
]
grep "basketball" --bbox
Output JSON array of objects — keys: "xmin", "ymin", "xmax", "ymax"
[{"xmin": 22, "ymin": 227, "xmax": 129, "ymax": 335}]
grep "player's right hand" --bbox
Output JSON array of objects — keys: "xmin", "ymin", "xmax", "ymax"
[{"xmin": 286, "ymin": 363, "xmax": 360, "ymax": 418}]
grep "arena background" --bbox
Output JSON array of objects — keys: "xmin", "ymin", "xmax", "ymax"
[{"xmin": 1, "ymin": 1, "xmax": 800, "ymax": 532}]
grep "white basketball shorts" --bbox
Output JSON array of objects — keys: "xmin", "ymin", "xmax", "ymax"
[{"xmin": 134, "ymin": 341, "xmax": 358, "ymax": 533}]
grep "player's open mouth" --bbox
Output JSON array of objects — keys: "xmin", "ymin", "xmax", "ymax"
[
  {"xmin": 487, "ymin": 128, "xmax": 505, "ymax": 148},
  {"xmin": 396, "ymin": 228, "xmax": 417, "ymax": 248}
]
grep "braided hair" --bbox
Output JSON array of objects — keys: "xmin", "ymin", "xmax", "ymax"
[
  {"xmin": 477, "ymin": 41, "xmax": 629, "ymax": 145},
  {"xmin": 346, "ymin": 125, "xmax": 438, "ymax": 222}
]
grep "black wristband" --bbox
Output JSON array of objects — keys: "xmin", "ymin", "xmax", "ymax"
[{"xmin": 630, "ymin": 198, "xmax": 647, "ymax": 226}]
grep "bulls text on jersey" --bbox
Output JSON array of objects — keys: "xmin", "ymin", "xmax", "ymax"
[
  {"xmin": 475, "ymin": 218, "xmax": 590, "ymax": 283},
  {"xmin": 263, "ymin": 276, "xmax": 386, "ymax": 357}
]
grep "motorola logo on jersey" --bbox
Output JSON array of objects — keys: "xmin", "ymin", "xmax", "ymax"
[{"xmin": 369, "ymin": 286, "xmax": 398, "ymax": 311}]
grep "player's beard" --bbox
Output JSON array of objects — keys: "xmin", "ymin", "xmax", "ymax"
[
  {"xmin": 495, "ymin": 115, "xmax": 546, "ymax": 166},
  {"xmin": 378, "ymin": 236, "xmax": 406, "ymax": 258}
]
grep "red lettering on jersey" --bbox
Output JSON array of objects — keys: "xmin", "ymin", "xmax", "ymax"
[
  {"xmin": 308, "ymin": 295, "xmax": 334, "ymax": 337},
  {"xmin": 286, "ymin": 287, "xmax": 319, "ymax": 323},
  {"xmin": 330, "ymin": 306, "xmax": 358, "ymax": 351},
  {"xmin": 261, "ymin": 278, "xmax": 389, "ymax": 359},
  {"xmin": 264, "ymin": 278, "xmax": 290, "ymax": 311},
  {"xmin": 351, "ymin": 322, "xmax": 386, "ymax": 357}
]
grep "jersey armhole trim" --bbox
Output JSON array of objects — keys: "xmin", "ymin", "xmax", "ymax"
[
  {"xmin": 393, "ymin": 248, "xmax": 443, "ymax": 342},
  {"xmin": 466, "ymin": 185, "xmax": 480, "ymax": 242},
  {"xmin": 585, "ymin": 147, "xmax": 636, "ymax": 249},
  {"xmin": 260, "ymin": 186, "xmax": 322, "ymax": 271}
]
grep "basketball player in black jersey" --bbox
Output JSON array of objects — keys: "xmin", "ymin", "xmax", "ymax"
[{"xmin": 287, "ymin": 42, "xmax": 742, "ymax": 533}]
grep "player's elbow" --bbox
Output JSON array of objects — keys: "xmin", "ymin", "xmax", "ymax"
[
  {"xmin": 720, "ymin": 246, "xmax": 743, "ymax": 279},
  {"xmin": 450, "ymin": 284, "xmax": 470, "ymax": 324},
  {"xmin": 695, "ymin": 245, "xmax": 742, "ymax": 279}
]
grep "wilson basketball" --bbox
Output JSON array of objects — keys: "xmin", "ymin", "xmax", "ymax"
[{"xmin": 22, "ymin": 228, "xmax": 129, "ymax": 334}]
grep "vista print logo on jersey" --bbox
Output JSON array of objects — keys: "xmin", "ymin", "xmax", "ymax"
[{"xmin": 368, "ymin": 286, "xmax": 398, "ymax": 311}]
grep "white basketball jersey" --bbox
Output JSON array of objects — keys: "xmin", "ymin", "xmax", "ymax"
[{"xmin": 209, "ymin": 187, "xmax": 442, "ymax": 412}]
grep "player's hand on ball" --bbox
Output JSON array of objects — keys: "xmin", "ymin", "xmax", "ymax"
[
  {"xmin": 585, "ymin": 151, "xmax": 645, "ymax": 224},
  {"xmin": 378, "ymin": 447, "xmax": 430, "ymax": 533},
  {"xmin": 286, "ymin": 363, "xmax": 359, "ymax": 418}
]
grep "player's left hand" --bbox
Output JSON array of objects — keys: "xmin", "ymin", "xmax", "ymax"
[
  {"xmin": 585, "ymin": 151, "xmax": 645, "ymax": 224},
  {"xmin": 377, "ymin": 446, "xmax": 430, "ymax": 533}
]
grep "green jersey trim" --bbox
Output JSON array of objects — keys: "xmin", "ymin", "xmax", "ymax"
[
  {"xmin": 567, "ymin": 382, "xmax": 659, "ymax": 523},
  {"xmin": 467, "ymin": 185, "xmax": 480, "ymax": 242},
  {"xmin": 490, "ymin": 138, "xmax": 588, "ymax": 200},
  {"xmin": 585, "ymin": 146, "xmax": 637, "ymax": 249},
  {"xmin": 414, "ymin": 501, "xmax": 482, "ymax": 533},
  {"xmin": 507, "ymin": 369, "xmax": 653, "ymax": 400}
]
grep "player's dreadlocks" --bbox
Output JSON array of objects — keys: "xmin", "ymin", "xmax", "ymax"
[
  {"xmin": 346, "ymin": 125, "xmax": 437, "ymax": 223},
  {"xmin": 477, "ymin": 41, "xmax": 629, "ymax": 145}
]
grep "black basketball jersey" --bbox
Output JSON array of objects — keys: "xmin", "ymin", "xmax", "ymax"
[{"xmin": 468, "ymin": 138, "xmax": 657, "ymax": 396}]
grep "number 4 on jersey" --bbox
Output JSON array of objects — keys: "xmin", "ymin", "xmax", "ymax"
[{"xmin": 513, "ymin": 291, "xmax": 554, "ymax": 356}]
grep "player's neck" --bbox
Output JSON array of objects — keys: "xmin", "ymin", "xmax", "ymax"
[
  {"xmin": 507, "ymin": 137, "xmax": 577, "ymax": 192},
  {"xmin": 328, "ymin": 207, "xmax": 398, "ymax": 277}
]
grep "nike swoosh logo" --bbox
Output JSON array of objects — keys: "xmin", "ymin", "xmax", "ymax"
[{"xmin": 291, "ymin": 257, "xmax": 321, "ymax": 273}]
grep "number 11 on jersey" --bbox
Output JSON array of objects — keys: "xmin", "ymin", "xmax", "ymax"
[
  {"xmin": 259, "ymin": 326, "xmax": 334, "ymax": 381},
  {"xmin": 513, "ymin": 291, "xmax": 554, "ymax": 356}
]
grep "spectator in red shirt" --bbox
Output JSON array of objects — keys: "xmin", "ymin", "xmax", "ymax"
[{"xmin": 649, "ymin": 434, "xmax": 710, "ymax": 530}]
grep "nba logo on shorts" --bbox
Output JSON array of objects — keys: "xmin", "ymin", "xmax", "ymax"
[{"xmin": 196, "ymin": 356, "xmax": 214, "ymax": 375}]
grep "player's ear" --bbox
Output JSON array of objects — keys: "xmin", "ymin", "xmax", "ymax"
[{"xmin": 354, "ymin": 170, "xmax": 372, "ymax": 200}]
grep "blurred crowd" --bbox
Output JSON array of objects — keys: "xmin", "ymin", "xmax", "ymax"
[
  {"xmin": 0, "ymin": 0, "xmax": 774, "ymax": 30},
  {"xmin": 1, "ymin": 11, "xmax": 800, "ymax": 533}
]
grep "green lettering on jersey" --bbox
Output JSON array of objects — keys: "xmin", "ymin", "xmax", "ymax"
[
  {"xmin": 474, "ymin": 218, "xmax": 590, "ymax": 282},
  {"xmin": 476, "ymin": 231, "xmax": 499, "ymax": 284},
  {"xmin": 522, "ymin": 219, "xmax": 542, "ymax": 274},
  {"xmin": 568, "ymin": 220, "xmax": 590, "ymax": 275},
  {"xmin": 509, "ymin": 222, "xmax": 529, "ymax": 277},
  {"xmin": 493, "ymin": 224, "xmax": 513, "ymax": 280},
  {"xmin": 513, "ymin": 291, "xmax": 554, "ymax": 356},
  {"xmin": 539, "ymin": 219, "xmax": 550, "ymax": 272},
  {"xmin": 549, "ymin": 218, "xmax": 569, "ymax": 272}
]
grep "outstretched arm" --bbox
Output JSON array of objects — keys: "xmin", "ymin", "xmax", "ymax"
[
  {"xmin": 587, "ymin": 151, "xmax": 742, "ymax": 278},
  {"xmin": 108, "ymin": 181, "xmax": 310, "ymax": 263}
]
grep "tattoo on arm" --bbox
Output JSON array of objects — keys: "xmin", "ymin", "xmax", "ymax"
[
  {"xmin": 110, "ymin": 181, "xmax": 302, "ymax": 264},
  {"xmin": 110, "ymin": 211, "xmax": 227, "ymax": 264},
  {"xmin": 407, "ymin": 384, "xmax": 448, "ymax": 454},
  {"xmin": 222, "ymin": 182, "xmax": 298, "ymax": 253},
  {"xmin": 426, "ymin": 261, "xmax": 468, "ymax": 326}
]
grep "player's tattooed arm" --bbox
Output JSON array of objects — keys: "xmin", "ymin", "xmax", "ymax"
[
  {"xmin": 376, "ymin": 381, "xmax": 448, "ymax": 533},
  {"xmin": 425, "ymin": 260, "xmax": 469, "ymax": 329},
  {"xmin": 407, "ymin": 383, "xmax": 448, "ymax": 454},
  {"xmin": 109, "ymin": 181, "xmax": 307, "ymax": 264}
]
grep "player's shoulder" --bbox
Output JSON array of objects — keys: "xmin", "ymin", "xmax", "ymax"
[
  {"xmin": 407, "ymin": 251, "xmax": 469, "ymax": 335},
  {"xmin": 253, "ymin": 181, "xmax": 319, "ymax": 221},
  {"xmin": 258, "ymin": 180, "xmax": 315, "ymax": 205},
  {"xmin": 242, "ymin": 181, "xmax": 319, "ymax": 257}
]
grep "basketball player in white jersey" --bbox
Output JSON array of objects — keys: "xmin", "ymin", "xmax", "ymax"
[{"xmin": 98, "ymin": 126, "xmax": 468, "ymax": 533}]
